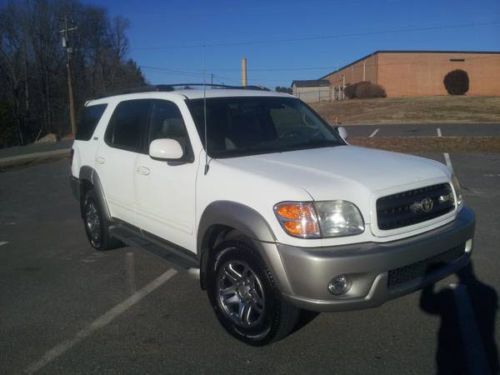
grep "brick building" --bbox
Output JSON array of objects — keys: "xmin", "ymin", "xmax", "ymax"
[{"xmin": 321, "ymin": 50, "xmax": 500, "ymax": 98}]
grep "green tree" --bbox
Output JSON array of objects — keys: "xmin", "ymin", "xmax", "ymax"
[{"xmin": 0, "ymin": 0, "xmax": 146, "ymax": 147}]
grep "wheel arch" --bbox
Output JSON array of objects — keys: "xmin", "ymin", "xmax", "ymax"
[
  {"xmin": 197, "ymin": 201, "xmax": 277, "ymax": 254},
  {"xmin": 197, "ymin": 201, "xmax": 292, "ymax": 293},
  {"xmin": 79, "ymin": 166, "xmax": 111, "ymax": 221}
]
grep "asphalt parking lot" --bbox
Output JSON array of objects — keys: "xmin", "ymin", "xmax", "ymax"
[{"xmin": 1, "ymin": 144, "xmax": 499, "ymax": 374}]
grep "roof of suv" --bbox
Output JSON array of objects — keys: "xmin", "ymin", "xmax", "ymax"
[
  {"xmin": 173, "ymin": 89, "xmax": 292, "ymax": 100},
  {"xmin": 87, "ymin": 88, "xmax": 293, "ymax": 105}
]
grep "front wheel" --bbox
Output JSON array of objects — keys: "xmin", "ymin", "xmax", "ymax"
[
  {"xmin": 82, "ymin": 190, "xmax": 121, "ymax": 251},
  {"xmin": 207, "ymin": 240, "xmax": 299, "ymax": 346}
]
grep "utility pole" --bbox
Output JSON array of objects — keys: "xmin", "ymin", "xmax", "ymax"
[
  {"xmin": 241, "ymin": 57, "xmax": 247, "ymax": 87},
  {"xmin": 60, "ymin": 17, "xmax": 77, "ymax": 136},
  {"xmin": 211, "ymin": 73, "xmax": 214, "ymax": 85}
]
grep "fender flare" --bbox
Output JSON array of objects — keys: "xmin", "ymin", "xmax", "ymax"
[
  {"xmin": 79, "ymin": 166, "xmax": 111, "ymax": 221},
  {"xmin": 197, "ymin": 201, "xmax": 277, "ymax": 254},
  {"xmin": 197, "ymin": 201, "xmax": 292, "ymax": 294}
]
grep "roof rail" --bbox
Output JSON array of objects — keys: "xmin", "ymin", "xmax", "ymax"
[
  {"xmin": 91, "ymin": 83, "xmax": 270, "ymax": 99},
  {"xmin": 155, "ymin": 83, "xmax": 270, "ymax": 91}
]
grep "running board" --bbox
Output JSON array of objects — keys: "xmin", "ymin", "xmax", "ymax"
[{"xmin": 109, "ymin": 224, "xmax": 199, "ymax": 270}]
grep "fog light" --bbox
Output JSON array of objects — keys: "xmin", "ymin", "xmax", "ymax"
[
  {"xmin": 465, "ymin": 238, "xmax": 473, "ymax": 253},
  {"xmin": 328, "ymin": 275, "xmax": 351, "ymax": 296}
]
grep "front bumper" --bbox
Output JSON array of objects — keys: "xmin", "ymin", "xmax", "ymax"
[{"xmin": 272, "ymin": 206, "xmax": 475, "ymax": 312}]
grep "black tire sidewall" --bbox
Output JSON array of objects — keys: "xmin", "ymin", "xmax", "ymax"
[
  {"xmin": 82, "ymin": 190, "xmax": 106, "ymax": 250},
  {"xmin": 207, "ymin": 241, "xmax": 284, "ymax": 346}
]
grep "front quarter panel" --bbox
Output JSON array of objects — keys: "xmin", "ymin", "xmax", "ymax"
[
  {"xmin": 197, "ymin": 201, "xmax": 277, "ymax": 248},
  {"xmin": 195, "ymin": 157, "xmax": 312, "ymax": 248}
]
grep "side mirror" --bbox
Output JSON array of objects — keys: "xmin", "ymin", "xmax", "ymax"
[
  {"xmin": 149, "ymin": 138, "xmax": 184, "ymax": 161},
  {"xmin": 337, "ymin": 126, "xmax": 348, "ymax": 141}
]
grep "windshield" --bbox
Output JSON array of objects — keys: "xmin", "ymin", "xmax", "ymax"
[{"xmin": 187, "ymin": 96, "xmax": 344, "ymax": 158}]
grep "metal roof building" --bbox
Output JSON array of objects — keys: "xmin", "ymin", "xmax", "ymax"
[{"xmin": 291, "ymin": 80, "xmax": 332, "ymax": 103}]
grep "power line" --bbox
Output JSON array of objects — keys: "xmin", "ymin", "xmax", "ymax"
[
  {"xmin": 140, "ymin": 66, "xmax": 241, "ymax": 85},
  {"xmin": 140, "ymin": 65, "xmax": 204, "ymax": 76},
  {"xmin": 132, "ymin": 21, "xmax": 500, "ymax": 51},
  {"xmin": 140, "ymin": 54, "xmax": 500, "ymax": 78},
  {"xmin": 141, "ymin": 54, "xmax": 500, "ymax": 88}
]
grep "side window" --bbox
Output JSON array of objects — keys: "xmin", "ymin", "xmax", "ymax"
[
  {"xmin": 75, "ymin": 104, "xmax": 107, "ymax": 141},
  {"xmin": 148, "ymin": 100, "xmax": 190, "ymax": 148},
  {"xmin": 105, "ymin": 100, "xmax": 151, "ymax": 152}
]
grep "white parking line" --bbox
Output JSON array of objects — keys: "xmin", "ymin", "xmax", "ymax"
[
  {"xmin": 25, "ymin": 268, "xmax": 178, "ymax": 374},
  {"xmin": 444, "ymin": 153, "xmax": 453, "ymax": 172},
  {"xmin": 0, "ymin": 241, "xmax": 8, "ymax": 247},
  {"xmin": 437, "ymin": 127, "xmax": 453, "ymax": 171},
  {"xmin": 369, "ymin": 128, "xmax": 379, "ymax": 138}
]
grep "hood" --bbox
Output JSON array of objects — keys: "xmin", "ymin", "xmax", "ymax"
[{"xmin": 217, "ymin": 145, "xmax": 451, "ymax": 202}]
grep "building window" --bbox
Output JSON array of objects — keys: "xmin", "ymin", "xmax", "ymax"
[{"xmin": 450, "ymin": 58, "xmax": 465, "ymax": 62}]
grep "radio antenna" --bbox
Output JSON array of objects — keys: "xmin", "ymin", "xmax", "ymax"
[{"xmin": 203, "ymin": 43, "xmax": 209, "ymax": 175}]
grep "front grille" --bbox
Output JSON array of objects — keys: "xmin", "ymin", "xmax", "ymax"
[
  {"xmin": 387, "ymin": 244, "xmax": 465, "ymax": 289},
  {"xmin": 377, "ymin": 183, "xmax": 455, "ymax": 230}
]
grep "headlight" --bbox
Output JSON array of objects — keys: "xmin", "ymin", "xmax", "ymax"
[
  {"xmin": 451, "ymin": 174, "xmax": 463, "ymax": 208},
  {"xmin": 315, "ymin": 201, "xmax": 365, "ymax": 237},
  {"xmin": 274, "ymin": 201, "xmax": 364, "ymax": 238}
]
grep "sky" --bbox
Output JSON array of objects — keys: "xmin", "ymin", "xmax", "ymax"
[{"xmin": 83, "ymin": 0, "xmax": 500, "ymax": 88}]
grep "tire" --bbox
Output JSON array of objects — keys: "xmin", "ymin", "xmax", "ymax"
[
  {"xmin": 207, "ymin": 240, "xmax": 300, "ymax": 346},
  {"xmin": 82, "ymin": 189, "xmax": 122, "ymax": 251}
]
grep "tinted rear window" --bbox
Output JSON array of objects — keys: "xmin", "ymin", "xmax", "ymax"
[
  {"xmin": 104, "ymin": 100, "xmax": 151, "ymax": 152},
  {"xmin": 75, "ymin": 104, "xmax": 107, "ymax": 141}
]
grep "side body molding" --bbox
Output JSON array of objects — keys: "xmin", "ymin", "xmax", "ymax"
[
  {"xmin": 197, "ymin": 201, "xmax": 294, "ymax": 295},
  {"xmin": 79, "ymin": 166, "xmax": 112, "ymax": 221}
]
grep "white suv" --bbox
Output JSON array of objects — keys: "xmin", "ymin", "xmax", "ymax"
[{"xmin": 71, "ymin": 85, "xmax": 475, "ymax": 345}]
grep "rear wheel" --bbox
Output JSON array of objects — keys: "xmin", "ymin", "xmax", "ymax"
[
  {"xmin": 82, "ymin": 190, "xmax": 121, "ymax": 251},
  {"xmin": 207, "ymin": 240, "xmax": 299, "ymax": 346}
]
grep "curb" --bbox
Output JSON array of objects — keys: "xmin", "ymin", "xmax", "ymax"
[{"xmin": 0, "ymin": 149, "xmax": 70, "ymax": 168}]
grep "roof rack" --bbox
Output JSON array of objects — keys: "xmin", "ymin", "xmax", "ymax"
[
  {"xmin": 155, "ymin": 83, "xmax": 270, "ymax": 91},
  {"xmin": 92, "ymin": 83, "xmax": 270, "ymax": 99}
]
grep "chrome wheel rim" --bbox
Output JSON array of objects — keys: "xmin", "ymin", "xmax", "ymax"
[
  {"xmin": 85, "ymin": 201, "xmax": 101, "ymax": 247},
  {"xmin": 216, "ymin": 260, "xmax": 265, "ymax": 327}
]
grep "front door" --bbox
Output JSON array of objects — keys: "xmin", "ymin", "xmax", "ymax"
[{"xmin": 135, "ymin": 99, "xmax": 198, "ymax": 251}]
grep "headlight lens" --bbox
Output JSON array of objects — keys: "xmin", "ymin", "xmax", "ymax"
[
  {"xmin": 274, "ymin": 201, "xmax": 364, "ymax": 238},
  {"xmin": 451, "ymin": 174, "xmax": 463, "ymax": 208},
  {"xmin": 315, "ymin": 201, "xmax": 365, "ymax": 237}
]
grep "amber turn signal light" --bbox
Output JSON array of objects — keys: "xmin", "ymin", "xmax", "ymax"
[{"xmin": 274, "ymin": 202, "xmax": 320, "ymax": 238}]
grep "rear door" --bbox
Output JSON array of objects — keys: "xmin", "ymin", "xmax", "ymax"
[
  {"xmin": 71, "ymin": 103, "xmax": 108, "ymax": 179},
  {"xmin": 96, "ymin": 99, "xmax": 151, "ymax": 225},
  {"xmin": 135, "ymin": 99, "xmax": 198, "ymax": 251}
]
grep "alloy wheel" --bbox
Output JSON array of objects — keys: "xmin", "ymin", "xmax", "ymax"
[
  {"xmin": 85, "ymin": 201, "xmax": 101, "ymax": 247},
  {"xmin": 216, "ymin": 260, "xmax": 266, "ymax": 327}
]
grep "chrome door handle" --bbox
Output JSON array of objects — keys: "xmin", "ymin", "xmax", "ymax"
[
  {"xmin": 96, "ymin": 156, "xmax": 105, "ymax": 164},
  {"xmin": 136, "ymin": 166, "xmax": 151, "ymax": 176}
]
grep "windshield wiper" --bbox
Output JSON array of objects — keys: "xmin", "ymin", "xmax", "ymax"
[{"xmin": 299, "ymin": 139, "xmax": 341, "ymax": 148}]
